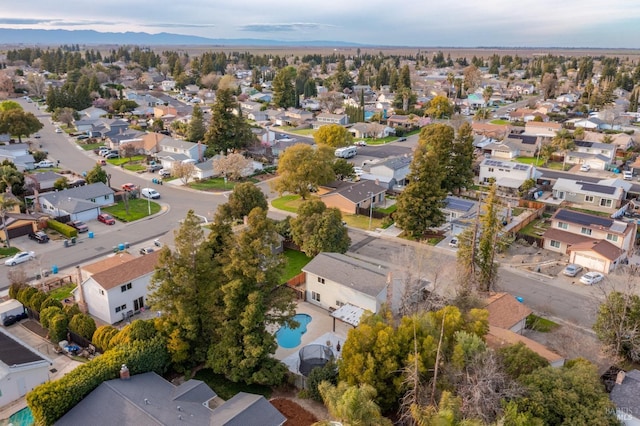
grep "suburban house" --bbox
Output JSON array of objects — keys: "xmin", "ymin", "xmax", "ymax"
[
  {"xmin": 0, "ymin": 193, "xmax": 44, "ymax": 240},
  {"xmin": 313, "ymin": 113, "xmax": 348, "ymax": 129},
  {"xmin": 119, "ymin": 132, "xmax": 164, "ymax": 155},
  {"xmin": 74, "ymin": 251, "xmax": 161, "ymax": 325},
  {"xmin": 609, "ymin": 370, "xmax": 640, "ymax": 425},
  {"xmin": 542, "ymin": 208, "xmax": 636, "ymax": 273},
  {"xmin": 37, "ymin": 182, "xmax": 115, "ymax": 222},
  {"xmin": 478, "ymin": 159, "xmax": 540, "ymax": 190},
  {"xmin": 56, "ymin": 371, "xmax": 286, "ymax": 426},
  {"xmin": 156, "ymin": 137, "xmax": 204, "ymax": 170},
  {"xmin": 564, "ymin": 140, "xmax": 616, "ymax": 170},
  {"xmin": 78, "ymin": 106, "xmax": 108, "ymax": 121},
  {"xmin": 0, "ymin": 143, "xmax": 36, "ymax": 171},
  {"xmin": 471, "ymin": 122, "xmax": 510, "ymax": 140},
  {"xmin": 551, "ymin": 178, "xmax": 625, "ymax": 211},
  {"xmin": 524, "ymin": 121, "xmax": 562, "ymax": 137},
  {"xmin": 485, "ymin": 326, "xmax": 565, "ymax": 368},
  {"xmin": 484, "ymin": 293, "xmax": 532, "ymax": 334},
  {"xmin": 443, "ymin": 196, "xmax": 477, "ymax": 224},
  {"xmin": 482, "ymin": 134, "xmax": 539, "ymax": 159},
  {"xmin": 284, "ymin": 108, "xmax": 314, "ymax": 123},
  {"xmin": 348, "ymin": 122, "xmax": 394, "ymax": 139},
  {"xmin": 25, "ymin": 171, "xmax": 66, "ymax": 193},
  {"xmin": 302, "ymin": 252, "xmax": 389, "ymax": 313},
  {"xmin": 320, "ymin": 180, "xmax": 387, "ymax": 215},
  {"xmin": 363, "ymin": 156, "xmax": 412, "ymax": 190},
  {"xmin": 0, "ymin": 327, "xmax": 53, "ymax": 408}
]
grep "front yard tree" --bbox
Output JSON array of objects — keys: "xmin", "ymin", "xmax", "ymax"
[
  {"xmin": 0, "ymin": 108, "xmax": 43, "ymax": 142},
  {"xmin": 212, "ymin": 153, "xmax": 252, "ymax": 181},
  {"xmin": 204, "ymin": 88, "xmax": 254, "ymax": 154},
  {"xmin": 186, "ymin": 104, "xmax": 206, "ymax": 142},
  {"xmin": 0, "ymin": 162, "xmax": 25, "ymax": 195},
  {"xmin": 332, "ymin": 158, "xmax": 355, "ymax": 181},
  {"xmin": 449, "ymin": 122, "xmax": 475, "ymax": 194},
  {"xmin": 425, "ymin": 95, "xmax": 453, "ymax": 119},
  {"xmin": 394, "ymin": 142, "xmax": 446, "ymax": 239},
  {"xmin": 313, "ymin": 124, "xmax": 353, "ymax": 148},
  {"xmin": 273, "ymin": 144, "xmax": 335, "ymax": 200},
  {"xmin": 216, "ymin": 182, "xmax": 268, "ymax": 223},
  {"xmin": 208, "ymin": 207, "xmax": 296, "ymax": 385},
  {"xmin": 85, "ymin": 164, "xmax": 108, "ymax": 184},
  {"xmin": 593, "ymin": 287, "xmax": 640, "ymax": 362},
  {"xmin": 172, "ymin": 161, "xmax": 196, "ymax": 185},
  {"xmin": 0, "ymin": 194, "xmax": 20, "ymax": 248},
  {"xmin": 290, "ymin": 200, "xmax": 351, "ymax": 257},
  {"xmin": 148, "ymin": 210, "xmax": 220, "ymax": 368},
  {"xmin": 272, "ymin": 66, "xmax": 297, "ymax": 108}
]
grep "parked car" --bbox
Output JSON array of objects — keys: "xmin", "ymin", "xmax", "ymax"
[
  {"xmin": 28, "ymin": 231, "xmax": 50, "ymax": 243},
  {"xmin": 35, "ymin": 160, "xmax": 55, "ymax": 168},
  {"xmin": 141, "ymin": 188, "xmax": 160, "ymax": 199},
  {"xmin": 139, "ymin": 247, "xmax": 155, "ymax": 255},
  {"xmin": 449, "ymin": 237, "xmax": 459, "ymax": 248},
  {"xmin": 2, "ymin": 312, "xmax": 27, "ymax": 326},
  {"xmin": 159, "ymin": 169, "xmax": 171, "ymax": 178},
  {"xmin": 97, "ymin": 159, "xmax": 107, "ymax": 166},
  {"xmin": 397, "ymin": 137, "xmax": 407, "ymax": 142},
  {"xmin": 580, "ymin": 271, "xmax": 605, "ymax": 285},
  {"xmin": 5, "ymin": 251, "xmax": 35, "ymax": 266},
  {"xmin": 354, "ymin": 140, "xmax": 367, "ymax": 146},
  {"xmin": 562, "ymin": 264, "xmax": 583, "ymax": 277},
  {"xmin": 121, "ymin": 183, "xmax": 136, "ymax": 191},
  {"xmin": 104, "ymin": 153, "xmax": 119, "ymax": 159},
  {"xmin": 579, "ymin": 164, "xmax": 591, "ymax": 172},
  {"xmin": 34, "ymin": 133, "xmax": 41, "ymax": 139},
  {"xmin": 55, "ymin": 127, "xmax": 63, "ymax": 133},
  {"xmin": 77, "ymin": 134, "xmax": 89, "ymax": 140},
  {"xmin": 623, "ymin": 170, "xmax": 634, "ymax": 181},
  {"xmin": 147, "ymin": 164, "xmax": 163, "ymax": 172},
  {"xmin": 69, "ymin": 179, "xmax": 86, "ymax": 188},
  {"xmin": 97, "ymin": 213, "xmax": 116, "ymax": 225},
  {"xmin": 67, "ymin": 220, "xmax": 89, "ymax": 233}
]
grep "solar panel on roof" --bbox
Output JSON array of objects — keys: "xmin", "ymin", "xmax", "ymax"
[
  {"xmin": 445, "ymin": 197, "xmax": 474, "ymax": 212},
  {"xmin": 579, "ymin": 182, "xmax": 616, "ymax": 195},
  {"xmin": 555, "ymin": 209, "xmax": 612, "ymax": 227}
]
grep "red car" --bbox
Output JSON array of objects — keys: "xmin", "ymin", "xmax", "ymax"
[
  {"xmin": 121, "ymin": 183, "xmax": 136, "ymax": 191},
  {"xmin": 97, "ymin": 213, "xmax": 116, "ymax": 225}
]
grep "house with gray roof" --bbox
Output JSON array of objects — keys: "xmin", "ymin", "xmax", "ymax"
[
  {"xmin": 25, "ymin": 171, "xmax": 66, "ymax": 192},
  {"xmin": 37, "ymin": 182, "xmax": 115, "ymax": 222},
  {"xmin": 157, "ymin": 137, "xmax": 204, "ymax": 170},
  {"xmin": 564, "ymin": 140, "xmax": 616, "ymax": 170},
  {"xmin": 56, "ymin": 371, "xmax": 285, "ymax": 426},
  {"xmin": 320, "ymin": 180, "xmax": 386, "ymax": 215},
  {"xmin": 479, "ymin": 158, "xmax": 540, "ymax": 190},
  {"xmin": 610, "ymin": 370, "xmax": 640, "ymax": 425},
  {"xmin": 0, "ymin": 143, "xmax": 36, "ymax": 171},
  {"xmin": 0, "ymin": 327, "xmax": 52, "ymax": 408},
  {"xmin": 366, "ymin": 156, "xmax": 411, "ymax": 189},
  {"xmin": 551, "ymin": 178, "xmax": 625, "ymax": 212},
  {"xmin": 302, "ymin": 252, "xmax": 389, "ymax": 313}
]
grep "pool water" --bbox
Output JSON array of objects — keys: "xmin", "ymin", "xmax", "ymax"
[
  {"xmin": 276, "ymin": 313, "xmax": 312, "ymax": 348},
  {"xmin": 2, "ymin": 407, "xmax": 34, "ymax": 426}
]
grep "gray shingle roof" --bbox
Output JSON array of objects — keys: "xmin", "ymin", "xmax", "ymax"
[
  {"xmin": 44, "ymin": 182, "xmax": 113, "ymax": 200},
  {"xmin": 610, "ymin": 370, "xmax": 640, "ymax": 420},
  {"xmin": 302, "ymin": 252, "xmax": 388, "ymax": 297},
  {"xmin": 328, "ymin": 181, "xmax": 387, "ymax": 204},
  {"xmin": 376, "ymin": 156, "xmax": 411, "ymax": 171},
  {"xmin": 211, "ymin": 393, "xmax": 286, "ymax": 426}
]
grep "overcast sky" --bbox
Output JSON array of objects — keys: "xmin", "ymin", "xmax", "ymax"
[{"xmin": 1, "ymin": 1, "xmax": 639, "ymax": 48}]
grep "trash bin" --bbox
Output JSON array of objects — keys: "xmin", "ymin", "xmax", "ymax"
[
  {"xmin": 71, "ymin": 237, "xmax": 77, "ymax": 244},
  {"xmin": 52, "ymin": 265, "xmax": 58, "ymax": 274},
  {"xmin": 88, "ymin": 231, "xmax": 94, "ymax": 239},
  {"xmin": 118, "ymin": 243, "xmax": 125, "ymax": 251}
]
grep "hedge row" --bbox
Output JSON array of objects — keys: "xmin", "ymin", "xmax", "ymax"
[
  {"xmin": 47, "ymin": 219, "xmax": 78, "ymax": 238},
  {"xmin": 26, "ymin": 336, "xmax": 169, "ymax": 426}
]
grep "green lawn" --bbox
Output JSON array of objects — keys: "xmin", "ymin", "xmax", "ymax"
[
  {"xmin": 519, "ymin": 218, "xmax": 550, "ymax": 237},
  {"xmin": 48, "ymin": 283, "xmax": 77, "ymax": 301},
  {"xmin": 101, "ymin": 199, "xmax": 162, "ymax": 222},
  {"xmin": 80, "ymin": 142, "xmax": 105, "ymax": 151},
  {"xmin": 281, "ymin": 249, "xmax": 312, "ymax": 282},
  {"xmin": 271, "ymin": 194, "xmax": 305, "ymax": 213},
  {"xmin": 189, "ymin": 178, "xmax": 237, "ymax": 191},
  {"xmin": 526, "ymin": 314, "xmax": 559, "ymax": 332},
  {"xmin": 0, "ymin": 247, "xmax": 20, "ymax": 258},
  {"xmin": 193, "ymin": 368, "xmax": 271, "ymax": 400},
  {"xmin": 489, "ymin": 119, "xmax": 510, "ymax": 125},
  {"xmin": 375, "ymin": 204, "xmax": 397, "ymax": 214},
  {"xmin": 567, "ymin": 207, "xmax": 611, "ymax": 217},
  {"xmin": 342, "ymin": 213, "xmax": 384, "ymax": 230},
  {"xmin": 515, "ymin": 157, "xmax": 545, "ymax": 167}
]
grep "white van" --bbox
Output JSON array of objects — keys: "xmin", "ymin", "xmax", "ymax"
[
  {"xmin": 141, "ymin": 188, "xmax": 160, "ymax": 199},
  {"xmin": 334, "ymin": 146, "xmax": 357, "ymax": 159},
  {"xmin": 623, "ymin": 170, "xmax": 633, "ymax": 181}
]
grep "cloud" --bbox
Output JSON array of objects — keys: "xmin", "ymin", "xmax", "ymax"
[
  {"xmin": 143, "ymin": 23, "xmax": 216, "ymax": 29},
  {"xmin": 0, "ymin": 18, "xmax": 49, "ymax": 25},
  {"xmin": 238, "ymin": 22, "xmax": 333, "ymax": 33}
]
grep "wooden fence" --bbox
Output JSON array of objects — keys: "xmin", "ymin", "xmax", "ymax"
[
  {"xmin": 286, "ymin": 272, "xmax": 306, "ymax": 300},
  {"xmin": 356, "ymin": 207, "xmax": 388, "ymax": 219}
]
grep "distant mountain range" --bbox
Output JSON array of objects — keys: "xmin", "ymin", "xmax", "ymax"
[{"xmin": 0, "ymin": 28, "xmax": 365, "ymax": 47}]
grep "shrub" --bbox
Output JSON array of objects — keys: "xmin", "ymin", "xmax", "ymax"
[
  {"xmin": 69, "ymin": 313, "xmax": 96, "ymax": 341},
  {"xmin": 40, "ymin": 306, "xmax": 63, "ymax": 329},
  {"xmin": 16, "ymin": 286, "xmax": 38, "ymax": 306},
  {"xmin": 64, "ymin": 304, "xmax": 81, "ymax": 318},
  {"xmin": 26, "ymin": 337, "xmax": 169, "ymax": 426},
  {"xmin": 306, "ymin": 360, "xmax": 338, "ymax": 402},
  {"xmin": 92, "ymin": 325, "xmax": 119, "ymax": 352},
  {"xmin": 9, "ymin": 282, "xmax": 27, "ymax": 299},
  {"xmin": 48, "ymin": 313, "xmax": 69, "ymax": 343},
  {"xmin": 28, "ymin": 291, "xmax": 48, "ymax": 312},
  {"xmin": 40, "ymin": 297, "xmax": 63, "ymax": 312},
  {"xmin": 47, "ymin": 219, "xmax": 78, "ymax": 238}
]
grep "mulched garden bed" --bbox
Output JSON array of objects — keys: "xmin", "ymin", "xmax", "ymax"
[{"xmin": 270, "ymin": 398, "xmax": 319, "ymax": 426}]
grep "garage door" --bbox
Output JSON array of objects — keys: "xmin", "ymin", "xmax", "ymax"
[
  {"xmin": 7, "ymin": 223, "xmax": 34, "ymax": 239},
  {"xmin": 573, "ymin": 253, "xmax": 606, "ymax": 273}
]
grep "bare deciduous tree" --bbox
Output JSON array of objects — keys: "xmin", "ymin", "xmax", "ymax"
[
  {"xmin": 172, "ymin": 162, "xmax": 196, "ymax": 185},
  {"xmin": 213, "ymin": 153, "xmax": 252, "ymax": 181},
  {"xmin": 318, "ymin": 91, "xmax": 345, "ymax": 114}
]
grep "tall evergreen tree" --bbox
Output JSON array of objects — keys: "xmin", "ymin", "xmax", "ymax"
[
  {"xmin": 272, "ymin": 67, "xmax": 296, "ymax": 108},
  {"xmin": 186, "ymin": 104, "xmax": 206, "ymax": 142},
  {"xmin": 449, "ymin": 122, "xmax": 476, "ymax": 194},
  {"xmin": 203, "ymin": 88, "xmax": 253, "ymax": 155},
  {"xmin": 476, "ymin": 183, "xmax": 501, "ymax": 292}
]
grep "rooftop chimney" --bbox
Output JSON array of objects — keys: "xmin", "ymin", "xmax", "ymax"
[
  {"xmin": 616, "ymin": 370, "xmax": 626, "ymax": 385},
  {"xmin": 120, "ymin": 364, "xmax": 130, "ymax": 380}
]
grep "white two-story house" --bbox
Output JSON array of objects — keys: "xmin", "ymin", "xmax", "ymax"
[
  {"xmin": 156, "ymin": 137, "xmax": 204, "ymax": 170},
  {"xmin": 37, "ymin": 182, "xmax": 115, "ymax": 222},
  {"xmin": 565, "ymin": 140, "xmax": 616, "ymax": 170},
  {"xmin": 365, "ymin": 156, "xmax": 411, "ymax": 190},
  {"xmin": 479, "ymin": 158, "xmax": 540, "ymax": 190},
  {"xmin": 542, "ymin": 208, "xmax": 636, "ymax": 273},
  {"xmin": 551, "ymin": 178, "xmax": 626, "ymax": 212},
  {"xmin": 74, "ymin": 251, "xmax": 160, "ymax": 325}
]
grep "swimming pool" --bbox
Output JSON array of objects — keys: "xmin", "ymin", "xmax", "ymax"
[
  {"xmin": 276, "ymin": 313, "xmax": 312, "ymax": 348},
  {"xmin": 3, "ymin": 407, "xmax": 34, "ymax": 426}
]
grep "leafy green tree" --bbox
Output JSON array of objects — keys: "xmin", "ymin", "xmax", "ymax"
[
  {"xmin": 186, "ymin": 104, "xmax": 206, "ymax": 142},
  {"xmin": 148, "ymin": 210, "xmax": 221, "ymax": 369},
  {"xmin": 28, "ymin": 291, "xmax": 48, "ymax": 312},
  {"xmin": 272, "ymin": 66, "xmax": 296, "ymax": 108},
  {"xmin": 313, "ymin": 124, "xmax": 353, "ymax": 148},
  {"xmin": 476, "ymin": 183, "xmax": 501, "ymax": 292},
  {"xmin": 572, "ymin": 126, "xmax": 585, "ymax": 141},
  {"xmin": 110, "ymin": 99, "xmax": 138, "ymax": 114},
  {"xmin": 85, "ymin": 164, "xmax": 108, "ymax": 184},
  {"xmin": 0, "ymin": 108, "xmax": 43, "ymax": 142},
  {"xmin": 39, "ymin": 297, "xmax": 63, "ymax": 312},
  {"xmin": 318, "ymin": 382, "xmax": 392, "ymax": 426},
  {"xmin": 273, "ymin": 144, "xmax": 335, "ymax": 200},
  {"xmin": 203, "ymin": 88, "xmax": 254, "ymax": 154},
  {"xmin": 593, "ymin": 290, "xmax": 640, "ymax": 362},
  {"xmin": 69, "ymin": 313, "xmax": 97, "ymax": 341},
  {"xmin": 510, "ymin": 359, "xmax": 618, "ymax": 425},
  {"xmin": 290, "ymin": 200, "xmax": 350, "ymax": 257},
  {"xmin": 0, "ymin": 100, "xmax": 22, "ymax": 112},
  {"xmin": 552, "ymin": 129, "xmax": 575, "ymax": 169},
  {"xmin": 332, "ymin": 158, "xmax": 355, "ymax": 181},
  {"xmin": 54, "ymin": 177, "xmax": 69, "ymax": 190},
  {"xmin": 216, "ymin": 182, "xmax": 268, "ymax": 222},
  {"xmin": 0, "ymin": 162, "xmax": 26, "ymax": 195},
  {"xmin": 307, "ymin": 360, "xmax": 338, "ymax": 402},
  {"xmin": 410, "ymin": 391, "xmax": 485, "ymax": 426},
  {"xmin": 449, "ymin": 122, "xmax": 475, "ymax": 194},
  {"xmin": 208, "ymin": 208, "xmax": 295, "ymax": 385},
  {"xmin": 425, "ymin": 95, "xmax": 454, "ymax": 118},
  {"xmin": 92, "ymin": 325, "xmax": 119, "ymax": 351},
  {"xmin": 0, "ymin": 193, "xmax": 20, "ymax": 247},
  {"xmin": 48, "ymin": 313, "xmax": 69, "ymax": 343},
  {"xmin": 498, "ymin": 342, "xmax": 549, "ymax": 380},
  {"xmin": 394, "ymin": 142, "xmax": 446, "ymax": 239},
  {"xmin": 63, "ymin": 304, "xmax": 81, "ymax": 319}
]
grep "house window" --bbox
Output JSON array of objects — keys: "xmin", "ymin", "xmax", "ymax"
[
  {"xmin": 607, "ymin": 234, "xmax": 619, "ymax": 242},
  {"xmin": 557, "ymin": 222, "xmax": 568, "ymax": 230},
  {"xmin": 121, "ymin": 283, "xmax": 132, "ymax": 292},
  {"xmin": 115, "ymin": 304, "xmax": 127, "ymax": 313},
  {"xmin": 585, "ymin": 195, "xmax": 594, "ymax": 203},
  {"xmin": 600, "ymin": 199, "xmax": 613, "ymax": 207},
  {"xmin": 581, "ymin": 227, "xmax": 592, "ymax": 236},
  {"xmin": 99, "ymin": 289, "xmax": 104, "ymax": 295},
  {"xmin": 336, "ymin": 300, "xmax": 345, "ymax": 307},
  {"xmin": 311, "ymin": 291, "xmax": 321, "ymax": 302},
  {"xmin": 488, "ymin": 167, "xmax": 494, "ymax": 172},
  {"xmin": 317, "ymin": 277, "xmax": 325, "ymax": 284},
  {"xmin": 550, "ymin": 240, "xmax": 561, "ymax": 248}
]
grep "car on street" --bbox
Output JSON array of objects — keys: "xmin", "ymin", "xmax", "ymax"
[
  {"xmin": 97, "ymin": 213, "xmax": 116, "ymax": 225},
  {"xmin": 67, "ymin": 220, "xmax": 89, "ymax": 233},
  {"xmin": 579, "ymin": 164, "xmax": 591, "ymax": 172},
  {"xmin": 28, "ymin": 231, "xmax": 50, "ymax": 243},
  {"xmin": 159, "ymin": 169, "xmax": 171, "ymax": 178},
  {"xmin": 55, "ymin": 127, "xmax": 63, "ymax": 133},
  {"xmin": 122, "ymin": 183, "xmax": 136, "ymax": 191},
  {"xmin": 623, "ymin": 170, "xmax": 634, "ymax": 181},
  {"xmin": 35, "ymin": 160, "xmax": 55, "ymax": 168},
  {"xmin": 2, "ymin": 312, "xmax": 27, "ymax": 326},
  {"xmin": 397, "ymin": 137, "xmax": 407, "ymax": 142},
  {"xmin": 139, "ymin": 247, "xmax": 155, "ymax": 255},
  {"xmin": 34, "ymin": 133, "xmax": 41, "ymax": 139},
  {"xmin": 449, "ymin": 237, "xmax": 459, "ymax": 248},
  {"xmin": 141, "ymin": 188, "xmax": 160, "ymax": 199},
  {"xmin": 97, "ymin": 159, "xmax": 107, "ymax": 166},
  {"xmin": 5, "ymin": 251, "xmax": 35, "ymax": 266},
  {"xmin": 147, "ymin": 164, "xmax": 163, "ymax": 172},
  {"xmin": 562, "ymin": 264, "xmax": 583, "ymax": 277},
  {"xmin": 354, "ymin": 140, "xmax": 367, "ymax": 146},
  {"xmin": 580, "ymin": 271, "xmax": 605, "ymax": 285}
]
